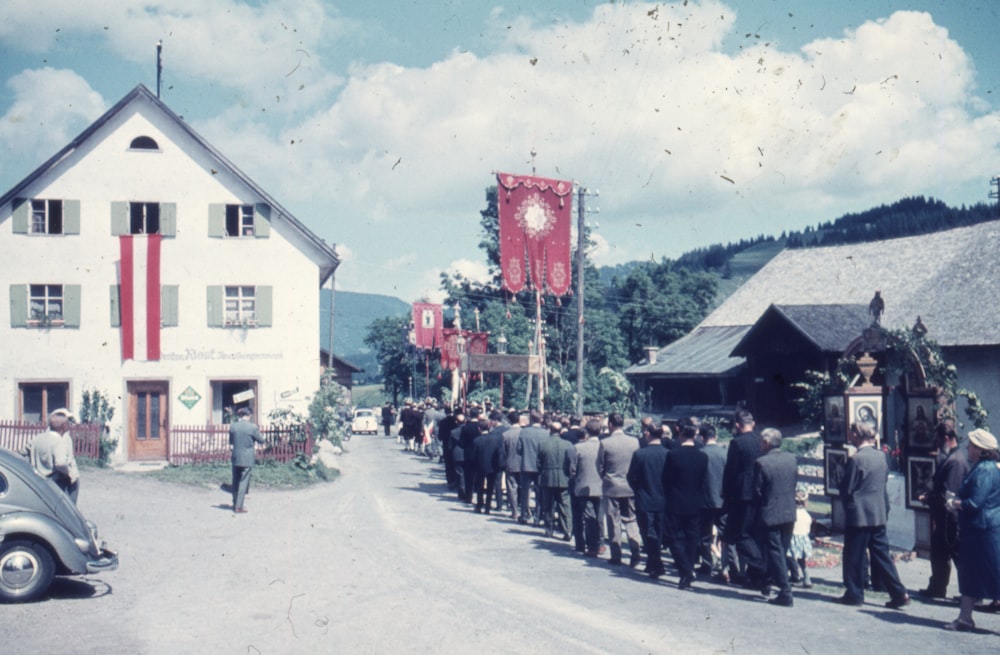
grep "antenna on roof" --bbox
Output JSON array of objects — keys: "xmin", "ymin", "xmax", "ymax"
[{"xmin": 156, "ymin": 40, "xmax": 163, "ymax": 98}]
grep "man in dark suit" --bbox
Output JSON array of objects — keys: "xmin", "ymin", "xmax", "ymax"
[
  {"xmin": 459, "ymin": 410, "xmax": 482, "ymax": 503},
  {"xmin": 753, "ymin": 428, "xmax": 798, "ymax": 606},
  {"xmin": 664, "ymin": 418, "xmax": 709, "ymax": 589},
  {"xmin": 836, "ymin": 422, "xmax": 910, "ymax": 609},
  {"xmin": 230, "ymin": 407, "xmax": 265, "ymax": 514},
  {"xmin": 517, "ymin": 410, "xmax": 547, "ymax": 525},
  {"xmin": 381, "ymin": 402, "xmax": 395, "ymax": 437},
  {"xmin": 699, "ymin": 424, "xmax": 734, "ymax": 578},
  {"xmin": 472, "ymin": 413, "xmax": 504, "ymax": 514},
  {"xmin": 538, "ymin": 420, "xmax": 573, "ymax": 539},
  {"xmin": 449, "ymin": 413, "xmax": 468, "ymax": 500},
  {"xmin": 627, "ymin": 424, "xmax": 668, "ymax": 578},
  {"xmin": 918, "ymin": 419, "xmax": 970, "ymax": 598},
  {"xmin": 722, "ymin": 409, "xmax": 765, "ymax": 585}
]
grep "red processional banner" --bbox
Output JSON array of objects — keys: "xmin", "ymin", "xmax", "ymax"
[
  {"xmin": 440, "ymin": 329, "xmax": 490, "ymax": 370},
  {"xmin": 119, "ymin": 234, "xmax": 162, "ymax": 361},
  {"xmin": 496, "ymin": 172, "xmax": 573, "ymax": 295},
  {"xmin": 412, "ymin": 302, "xmax": 443, "ymax": 349}
]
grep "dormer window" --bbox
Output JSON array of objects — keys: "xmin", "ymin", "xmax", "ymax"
[{"xmin": 130, "ymin": 136, "xmax": 159, "ymax": 150}]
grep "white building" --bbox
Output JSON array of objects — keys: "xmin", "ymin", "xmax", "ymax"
[{"xmin": 0, "ymin": 85, "xmax": 339, "ymax": 463}]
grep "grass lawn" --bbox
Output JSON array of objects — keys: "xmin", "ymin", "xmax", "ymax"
[{"xmin": 147, "ymin": 458, "xmax": 338, "ymax": 488}]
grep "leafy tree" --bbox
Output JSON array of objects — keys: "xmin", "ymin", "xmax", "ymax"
[{"xmin": 363, "ymin": 315, "xmax": 412, "ymax": 404}]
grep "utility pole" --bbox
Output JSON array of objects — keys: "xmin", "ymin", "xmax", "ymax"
[
  {"xmin": 991, "ymin": 175, "xmax": 1000, "ymax": 217},
  {"xmin": 156, "ymin": 40, "xmax": 163, "ymax": 98},
  {"xmin": 575, "ymin": 185, "xmax": 598, "ymax": 417}
]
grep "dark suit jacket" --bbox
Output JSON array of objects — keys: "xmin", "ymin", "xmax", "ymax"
[
  {"xmin": 473, "ymin": 427, "xmax": 504, "ymax": 476},
  {"xmin": 229, "ymin": 419, "xmax": 264, "ymax": 467},
  {"xmin": 663, "ymin": 444, "xmax": 709, "ymax": 516},
  {"xmin": 701, "ymin": 443, "xmax": 726, "ymax": 509},
  {"xmin": 839, "ymin": 445, "xmax": 891, "ymax": 528},
  {"xmin": 722, "ymin": 431, "xmax": 762, "ymax": 502},
  {"xmin": 753, "ymin": 449, "xmax": 798, "ymax": 526},
  {"xmin": 627, "ymin": 442, "xmax": 667, "ymax": 512}
]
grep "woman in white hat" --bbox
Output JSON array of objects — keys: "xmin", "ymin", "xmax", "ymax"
[{"xmin": 944, "ymin": 428, "xmax": 1000, "ymax": 631}]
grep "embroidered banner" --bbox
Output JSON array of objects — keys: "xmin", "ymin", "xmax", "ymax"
[
  {"xmin": 120, "ymin": 234, "xmax": 162, "ymax": 361},
  {"xmin": 440, "ymin": 329, "xmax": 490, "ymax": 370},
  {"xmin": 496, "ymin": 172, "xmax": 573, "ymax": 295},
  {"xmin": 412, "ymin": 302, "xmax": 443, "ymax": 349}
]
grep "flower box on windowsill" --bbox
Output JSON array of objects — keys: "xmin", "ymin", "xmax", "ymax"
[
  {"xmin": 224, "ymin": 318, "xmax": 257, "ymax": 328},
  {"xmin": 28, "ymin": 314, "xmax": 64, "ymax": 328}
]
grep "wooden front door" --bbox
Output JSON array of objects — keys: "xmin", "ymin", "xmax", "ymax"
[{"xmin": 128, "ymin": 381, "xmax": 169, "ymax": 461}]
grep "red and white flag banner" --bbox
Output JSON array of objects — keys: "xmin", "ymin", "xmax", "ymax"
[
  {"xmin": 439, "ymin": 329, "xmax": 490, "ymax": 370},
  {"xmin": 412, "ymin": 302, "xmax": 443, "ymax": 349},
  {"xmin": 120, "ymin": 234, "xmax": 162, "ymax": 361},
  {"xmin": 496, "ymin": 172, "xmax": 573, "ymax": 295}
]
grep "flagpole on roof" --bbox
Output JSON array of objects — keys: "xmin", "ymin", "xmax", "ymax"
[{"xmin": 156, "ymin": 40, "xmax": 163, "ymax": 98}]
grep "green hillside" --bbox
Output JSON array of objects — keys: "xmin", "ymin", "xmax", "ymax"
[{"xmin": 321, "ymin": 290, "xmax": 410, "ymax": 377}]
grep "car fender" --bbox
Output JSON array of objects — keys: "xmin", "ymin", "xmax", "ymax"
[{"xmin": 0, "ymin": 511, "xmax": 92, "ymax": 574}]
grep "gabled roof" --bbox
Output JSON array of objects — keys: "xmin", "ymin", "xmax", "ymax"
[
  {"xmin": 731, "ymin": 304, "xmax": 870, "ymax": 357},
  {"xmin": 625, "ymin": 325, "xmax": 748, "ymax": 377},
  {"xmin": 700, "ymin": 220, "xmax": 1000, "ymax": 348},
  {"xmin": 0, "ymin": 84, "xmax": 339, "ymax": 284},
  {"xmin": 629, "ymin": 220, "xmax": 1000, "ymax": 379}
]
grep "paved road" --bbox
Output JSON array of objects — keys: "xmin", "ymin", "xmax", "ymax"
[{"xmin": 2, "ymin": 435, "xmax": 996, "ymax": 654}]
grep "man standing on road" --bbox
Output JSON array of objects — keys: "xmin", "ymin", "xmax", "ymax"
[
  {"xmin": 230, "ymin": 407, "xmax": 265, "ymax": 514},
  {"xmin": 663, "ymin": 418, "xmax": 709, "ymax": 589},
  {"xmin": 918, "ymin": 419, "xmax": 969, "ymax": 598},
  {"xmin": 517, "ymin": 410, "xmax": 547, "ymax": 525},
  {"xmin": 472, "ymin": 413, "xmax": 504, "ymax": 514},
  {"xmin": 836, "ymin": 422, "xmax": 911, "ymax": 609},
  {"xmin": 450, "ymin": 413, "xmax": 468, "ymax": 500},
  {"xmin": 566, "ymin": 419, "xmax": 604, "ymax": 556},
  {"xmin": 598, "ymin": 412, "xmax": 642, "ymax": 567},
  {"xmin": 699, "ymin": 424, "xmax": 733, "ymax": 579},
  {"xmin": 753, "ymin": 428, "xmax": 798, "ymax": 607},
  {"xmin": 381, "ymin": 402, "xmax": 395, "ymax": 437},
  {"xmin": 30, "ymin": 408, "xmax": 81, "ymax": 504},
  {"xmin": 502, "ymin": 411, "xmax": 525, "ymax": 520},
  {"xmin": 722, "ymin": 409, "xmax": 765, "ymax": 585},
  {"xmin": 538, "ymin": 420, "xmax": 573, "ymax": 540},
  {"xmin": 627, "ymin": 423, "xmax": 668, "ymax": 578}
]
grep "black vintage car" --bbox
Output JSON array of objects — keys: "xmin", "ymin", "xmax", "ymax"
[{"xmin": 0, "ymin": 448, "xmax": 117, "ymax": 602}]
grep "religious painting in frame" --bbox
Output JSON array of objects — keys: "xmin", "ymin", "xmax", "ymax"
[
  {"xmin": 907, "ymin": 390, "xmax": 937, "ymax": 451},
  {"xmin": 823, "ymin": 395, "xmax": 847, "ymax": 444},
  {"xmin": 846, "ymin": 392, "xmax": 883, "ymax": 445},
  {"xmin": 824, "ymin": 448, "xmax": 849, "ymax": 497},
  {"xmin": 906, "ymin": 455, "xmax": 936, "ymax": 510}
]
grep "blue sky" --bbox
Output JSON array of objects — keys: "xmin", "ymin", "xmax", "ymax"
[{"xmin": 2, "ymin": 1, "xmax": 999, "ymax": 302}]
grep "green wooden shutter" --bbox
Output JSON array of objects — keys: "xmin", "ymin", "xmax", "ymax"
[
  {"xmin": 161, "ymin": 285, "xmax": 179, "ymax": 326},
  {"xmin": 160, "ymin": 202, "xmax": 177, "ymax": 237},
  {"xmin": 12, "ymin": 198, "xmax": 29, "ymax": 234},
  {"xmin": 63, "ymin": 285, "xmax": 81, "ymax": 327},
  {"xmin": 255, "ymin": 285, "xmax": 273, "ymax": 327},
  {"xmin": 208, "ymin": 204, "xmax": 226, "ymax": 237},
  {"xmin": 63, "ymin": 200, "xmax": 81, "ymax": 235},
  {"xmin": 254, "ymin": 203, "xmax": 271, "ymax": 238},
  {"xmin": 9, "ymin": 284, "xmax": 27, "ymax": 327},
  {"xmin": 110, "ymin": 201, "xmax": 129, "ymax": 235},
  {"xmin": 110, "ymin": 285, "xmax": 121, "ymax": 327},
  {"xmin": 206, "ymin": 286, "xmax": 223, "ymax": 327}
]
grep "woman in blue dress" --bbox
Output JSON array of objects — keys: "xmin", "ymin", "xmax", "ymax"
[{"xmin": 944, "ymin": 428, "xmax": 1000, "ymax": 631}]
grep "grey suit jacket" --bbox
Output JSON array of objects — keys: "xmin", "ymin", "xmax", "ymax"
[
  {"xmin": 753, "ymin": 449, "xmax": 798, "ymax": 526},
  {"xmin": 566, "ymin": 438, "xmax": 602, "ymax": 497},
  {"xmin": 230, "ymin": 419, "xmax": 264, "ymax": 467},
  {"xmin": 839, "ymin": 445, "xmax": 890, "ymax": 528},
  {"xmin": 517, "ymin": 426, "xmax": 547, "ymax": 473},
  {"xmin": 598, "ymin": 430, "xmax": 640, "ymax": 498}
]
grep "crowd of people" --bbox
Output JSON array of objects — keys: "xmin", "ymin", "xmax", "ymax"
[{"xmin": 384, "ymin": 399, "xmax": 1000, "ymax": 628}]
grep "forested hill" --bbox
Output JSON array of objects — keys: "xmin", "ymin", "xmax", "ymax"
[{"xmin": 671, "ymin": 196, "xmax": 996, "ymax": 274}]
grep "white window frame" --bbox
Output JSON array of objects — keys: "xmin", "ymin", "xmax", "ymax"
[
  {"xmin": 224, "ymin": 285, "xmax": 257, "ymax": 327},
  {"xmin": 226, "ymin": 204, "xmax": 255, "ymax": 237},
  {"xmin": 129, "ymin": 201, "xmax": 161, "ymax": 234},
  {"xmin": 28, "ymin": 284, "xmax": 64, "ymax": 326},
  {"xmin": 30, "ymin": 199, "xmax": 64, "ymax": 235}
]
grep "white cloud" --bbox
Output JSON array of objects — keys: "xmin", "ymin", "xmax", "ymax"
[{"xmin": 0, "ymin": 69, "xmax": 106, "ymax": 180}]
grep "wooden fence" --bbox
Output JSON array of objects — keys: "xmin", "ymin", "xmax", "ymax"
[
  {"xmin": 169, "ymin": 423, "xmax": 313, "ymax": 465},
  {"xmin": 0, "ymin": 421, "xmax": 102, "ymax": 460}
]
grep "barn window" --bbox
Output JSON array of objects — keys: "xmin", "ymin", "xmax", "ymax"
[{"xmin": 130, "ymin": 136, "xmax": 159, "ymax": 150}]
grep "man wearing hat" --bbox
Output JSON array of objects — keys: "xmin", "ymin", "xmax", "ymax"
[
  {"xmin": 30, "ymin": 408, "xmax": 81, "ymax": 504},
  {"xmin": 230, "ymin": 407, "xmax": 265, "ymax": 514}
]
